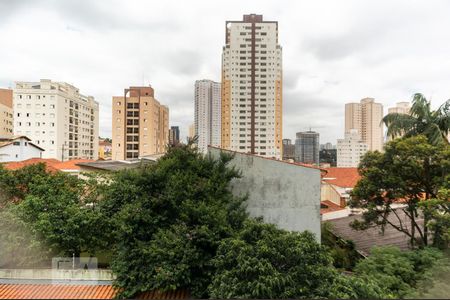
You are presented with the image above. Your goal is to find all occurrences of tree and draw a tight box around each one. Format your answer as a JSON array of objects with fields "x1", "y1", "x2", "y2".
[
  {"x1": 350, "y1": 136, "x2": 450, "y2": 247},
  {"x1": 383, "y1": 93, "x2": 450, "y2": 145},
  {"x1": 353, "y1": 246, "x2": 445, "y2": 298},
  {"x1": 105, "y1": 143, "x2": 248, "y2": 298},
  {"x1": 419, "y1": 189, "x2": 450, "y2": 249},
  {"x1": 0, "y1": 165, "x2": 109, "y2": 267},
  {"x1": 208, "y1": 219, "x2": 337, "y2": 299}
]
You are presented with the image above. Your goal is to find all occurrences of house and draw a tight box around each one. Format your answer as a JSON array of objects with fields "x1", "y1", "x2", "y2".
[
  {"x1": 98, "y1": 139, "x2": 112, "y2": 160},
  {"x1": 0, "y1": 136, "x2": 44, "y2": 162},
  {"x1": 320, "y1": 167, "x2": 360, "y2": 220},
  {"x1": 208, "y1": 146, "x2": 324, "y2": 240}
]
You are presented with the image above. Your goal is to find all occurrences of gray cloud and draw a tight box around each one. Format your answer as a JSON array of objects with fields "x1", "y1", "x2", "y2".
[{"x1": 1, "y1": 0, "x2": 450, "y2": 144}]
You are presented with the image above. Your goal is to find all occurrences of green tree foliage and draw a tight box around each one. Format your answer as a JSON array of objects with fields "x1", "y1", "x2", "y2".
[
  {"x1": 0, "y1": 163, "x2": 49, "y2": 206},
  {"x1": 209, "y1": 219, "x2": 337, "y2": 299},
  {"x1": 383, "y1": 93, "x2": 450, "y2": 145},
  {"x1": 209, "y1": 220, "x2": 392, "y2": 299},
  {"x1": 105, "y1": 144, "x2": 248, "y2": 298},
  {"x1": 420, "y1": 189, "x2": 450, "y2": 249},
  {"x1": 350, "y1": 136, "x2": 450, "y2": 247},
  {"x1": 321, "y1": 223, "x2": 361, "y2": 270},
  {"x1": 0, "y1": 164, "x2": 108, "y2": 266},
  {"x1": 353, "y1": 246, "x2": 445, "y2": 298}
]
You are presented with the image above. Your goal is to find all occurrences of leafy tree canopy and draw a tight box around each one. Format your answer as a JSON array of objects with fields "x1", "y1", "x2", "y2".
[{"x1": 105, "y1": 144, "x2": 248, "y2": 298}]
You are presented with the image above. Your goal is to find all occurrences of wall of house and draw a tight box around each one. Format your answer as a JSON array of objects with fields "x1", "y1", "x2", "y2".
[
  {"x1": 0, "y1": 139, "x2": 42, "y2": 162},
  {"x1": 208, "y1": 147, "x2": 321, "y2": 240},
  {"x1": 321, "y1": 182, "x2": 342, "y2": 206}
]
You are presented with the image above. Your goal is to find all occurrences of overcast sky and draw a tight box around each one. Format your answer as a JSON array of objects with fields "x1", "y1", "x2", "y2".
[{"x1": 1, "y1": 0, "x2": 450, "y2": 144}]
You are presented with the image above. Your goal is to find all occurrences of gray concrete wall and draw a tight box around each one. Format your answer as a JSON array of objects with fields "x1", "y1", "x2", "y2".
[{"x1": 208, "y1": 147, "x2": 322, "y2": 240}]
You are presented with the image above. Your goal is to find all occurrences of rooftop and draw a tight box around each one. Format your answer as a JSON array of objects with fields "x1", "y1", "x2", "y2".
[
  {"x1": 3, "y1": 158, "x2": 94, "y2": 172},
  {"x1": 76, "y1": 160, "x2": 154, "y2": 172},
  {"x1": 323, "y1": 167, "x2": 361, "y2": 188}
]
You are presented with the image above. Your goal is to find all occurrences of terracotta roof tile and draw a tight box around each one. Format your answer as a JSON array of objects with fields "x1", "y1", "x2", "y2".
[
  {"x1": 320, "y1": 200, "x2": 346, "y2": 215},
  {"x1": 52, "y1": 159, "x2": 94, "y2": 171},
  {"x1": 3, "y1": 158, "x2": 60, "y2": 172},
  {"x1": 323, "y1": 167, "x2": 361, "y2": 188},
  {"x1": 0, "y1": 284, "x2": 189, "y2": 299}
]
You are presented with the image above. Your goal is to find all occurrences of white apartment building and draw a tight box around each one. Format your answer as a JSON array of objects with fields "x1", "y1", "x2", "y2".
[
  {"x1": 221, "y1": 14, "x2": 283, "y2": 159},
  {"x1": 345, "y1": 98, "x2": 383, "y2": 151},
  {"x1": 13, "y1": 79, "x2": 99, "y2": 160},
  {"x1": 337, "y1": 129, "x2": 368, "y2": 167},
  {"x1": 194, "y1": 80, "x2": 221, "y2": 153}
]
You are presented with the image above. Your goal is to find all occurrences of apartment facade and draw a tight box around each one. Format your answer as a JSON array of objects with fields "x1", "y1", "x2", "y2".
[
  {"x1": 194, "y1": 80, "x2": 221, "y2": 153},
  {"x1": 345, "y1": 98, "x2": 383, "y2": 151},
  {"x1": 112, "y1": 86, "x2": 169, "y2": 160},
  {"x1": 14, "y1": 79, "x2": 99, "y2": 160},
  {"x1": 221, "y1": 14, "x2": 283, "y2": 159},
  {"x1": 169, "y1": 126, "x2": 180, "y2": 146},
  {"x1": 294, "y1": 131, "x2": 320, "y2": 165},
  {"x1": 337, "y1": 129, "x2": 368, "y2": 167},
  {"x1": 0, "y1": 88, "x2": 13, "y2": 137}
]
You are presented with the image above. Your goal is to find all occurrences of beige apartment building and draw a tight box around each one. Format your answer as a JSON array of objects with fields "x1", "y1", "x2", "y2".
[
  {"x1": 387, "y1": 101, "x2": 411, "y2": 140},
  {"x1": 112, "y1": 86, "x2": 169, "y2": 160},
  {"x1": 0, "y1": 89, "x2": 14, "y2": 137},
  {"x1": 345, "y1": 98, "x2": 383, "y2": 151},
  {"x1": 14, "y1": 79, "x2": 99, "y2": 160},
  {"x1": 221, "y1": 14, "x2": 283, "y2": 159}
]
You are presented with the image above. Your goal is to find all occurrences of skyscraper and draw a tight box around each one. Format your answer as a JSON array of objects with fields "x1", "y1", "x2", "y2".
[
  {"x1": 282, "y1": 138, "x2": 295, "y2": 160},
  {"x1": 194, "y1": 80, "x2": 221, "y2": 153},
  {"x1": 169, "y1": 126, "x2": 180, "y2": 146},
  {"x1": 221, "y1": 14, "x2": 283, "y2": 159},
  {"x1": 337, "y1": 129, "x2": 368, "y2": 167},
  {"x1": 387, "y1": 101, "x2": 411, "y2": 140},
  {"x1": 294, "y1": 131, "x2": 319, "y2": 165},
  {"x1": 345, "y1": 98, "x2": 383, "y2": 151},
  {"x1": 14, "y1": 79, "x2": 99, "y2": 160},
  {"x1": 0, "y1": 88, "x2": 13, "y2": 137},
  {"x1": 112, "y1": 86, "x2": 169, "y2": 160}
]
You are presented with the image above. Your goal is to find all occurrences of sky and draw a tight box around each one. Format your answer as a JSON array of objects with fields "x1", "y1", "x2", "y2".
[{"x1": 1, "y1": 0, "x2": 450, "y2": 144}]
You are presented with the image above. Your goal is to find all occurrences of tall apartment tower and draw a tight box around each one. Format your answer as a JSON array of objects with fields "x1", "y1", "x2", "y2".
[
  {"x1": 0, "y1": 88, "x2": 13, "y2": 137},
  {"x1": 169, "y1": 126, "x2": 180, "y2": 146},
  {"x1": 194, "y1": 80, "x2": 221, "y2": 153},
  {"x1": 345, "y1": 98, "x2": 383, "y2": 151},
  {"x1": 112, "y1": 86, "x2": 169, "y2": 160},
  {"x1": 294, "y1": 131, "x2": 320, "y2": 165},
  {"x1": 337, "y1": 129, "x2": 368, "y2": 167},
  {"x1": 13, "y1": 79, "x2": 99, "y2": 160},
  {"x1": 221, "y1": 14, "x2": 283, "y2": 159},
  {"x1": 387, "y1": 101, "x2": 411, "y2": 140}
]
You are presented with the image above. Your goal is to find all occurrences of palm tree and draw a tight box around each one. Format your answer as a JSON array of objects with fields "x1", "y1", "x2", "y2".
[{"x1": 383, "y1": 93, "x2": 450, "y2": 145}]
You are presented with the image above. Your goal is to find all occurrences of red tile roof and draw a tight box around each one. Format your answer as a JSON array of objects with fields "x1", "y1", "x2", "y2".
[
  {"x1": 320, "y1": 200, "x2": 346, "y2": 215},
  {"x1": 323, "y1": 167, "x2": 361, "y2": 188},
  {"x1": 0, "y1": 284, "x2": 189, "y2": 299},
  {"x1": 52, "y1": 159, "x2": 94, "y2": 170},
  {"x1": 2, "y1": 158, "x2": 95, "y2": 172},
  {"x1": 3, "y1": 158, "x2": 60, "y2": 172}
]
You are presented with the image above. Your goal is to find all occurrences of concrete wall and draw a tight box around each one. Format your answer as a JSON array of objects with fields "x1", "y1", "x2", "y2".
[
  {"x1": 208, "y1": 147, "x2": 322, "y2": 240},
  {"x1": 0, "y1": 269, "x2": 114, "y2": 281}
]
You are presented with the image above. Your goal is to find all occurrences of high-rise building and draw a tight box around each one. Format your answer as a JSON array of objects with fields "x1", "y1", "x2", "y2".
[
  {"x1": 294, "y1": 131, "x2": 319, "y2": 165},
  {"x1": 282, "y1": 138, "x2": 295, "y2": 160},
  {"x1": 112, "y1": 86, "x2": 169, "y2": 160},
  {"x1": 337, "y1": 129, "x2": 368, "y2": 167},
  {"x1": 169, "y1": 126, "x2": 180, "y2": 146},
  {"x1": 0, "y1": 88, "x2": 13, "y2": 137},
  {"x1": 188, "y1": 123, "x2": 195, "y2": 142},
  {"x1": 345, "y1": 98, "x2": 383, "y2": 151},
  {"x1": 194, "y1": 80, "x2": 221, "y2": 153},
  {"x1": 320, "y1": 142, "x2": 335, "y2": 150},
  {"x1": 388, "y1": 101, "x2": 410, "y2": 115},
  {"x1": 221, "y1": 14, "x2": 283, "y2": 159},
  {"x1": 387, "y1": 102, "x2": 411, "y2": 140},
  {"x1": 13, "y1": 79, "x2": 99, "y2": 160}
]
